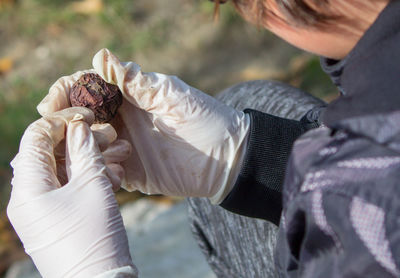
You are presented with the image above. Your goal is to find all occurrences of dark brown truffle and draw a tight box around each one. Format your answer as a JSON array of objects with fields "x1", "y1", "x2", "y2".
[{"x1": 70, "y1": 73, "x2": 123, "y2": 123}]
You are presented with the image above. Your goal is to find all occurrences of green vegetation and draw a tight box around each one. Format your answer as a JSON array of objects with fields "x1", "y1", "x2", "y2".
[{"x1": 0, "y1": 80, "x2": 43, "y2": 168}]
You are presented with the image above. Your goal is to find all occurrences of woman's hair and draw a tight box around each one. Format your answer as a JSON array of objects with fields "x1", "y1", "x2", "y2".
[
  {"x1": 223, "y1": 0, "x2": 388, "y2": 31},
  {"x1": 232, "y1": 0, "x2": 335, "y2": 28}
]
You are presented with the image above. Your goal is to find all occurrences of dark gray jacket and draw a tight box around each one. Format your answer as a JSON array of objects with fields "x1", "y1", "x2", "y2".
[{"x1": 221, "y1": 1, "x2": 400, "y2": 277}]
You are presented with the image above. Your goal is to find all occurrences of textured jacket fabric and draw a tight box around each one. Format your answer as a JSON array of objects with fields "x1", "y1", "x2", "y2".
[{"x1": 221, "y1": 1, "x2": 400, "y2": 277}]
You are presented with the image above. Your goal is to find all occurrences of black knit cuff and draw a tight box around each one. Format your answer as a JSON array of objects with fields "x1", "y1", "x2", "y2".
[{"x1": 220, "y1": 109, "x2": 309, "y2": 225}]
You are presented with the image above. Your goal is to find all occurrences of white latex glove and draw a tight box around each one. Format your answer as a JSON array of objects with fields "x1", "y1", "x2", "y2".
[
  {"x1": 35, "y1": 69, "x2": 133, "y2": 192},
  {"x1": 7, "y1": 107, "x2": 138, "y2": 278},
  {"x1": 38, "y1": 49, "x2": 250, "y2": 203}
]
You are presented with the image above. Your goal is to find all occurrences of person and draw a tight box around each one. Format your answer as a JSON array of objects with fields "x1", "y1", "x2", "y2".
[{"x1": 7, "y1": 0, "x2": 400, "y2": 277}]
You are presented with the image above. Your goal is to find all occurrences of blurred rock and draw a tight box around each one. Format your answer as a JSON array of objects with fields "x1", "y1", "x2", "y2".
[
  {"x1": 5, "y1": 199, "x2": 216, "y2": 278},
  {"x1": 34, "y1": 46, "x2": 50, "y2": 60},
  {"x1": 5, "y1": 260, "x2": 41, "y2": 278}
]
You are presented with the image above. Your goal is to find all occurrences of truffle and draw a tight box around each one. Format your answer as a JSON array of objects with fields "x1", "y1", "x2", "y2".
[{"x1": 70, "y1": 73, "x2": 123, "y2": 123}]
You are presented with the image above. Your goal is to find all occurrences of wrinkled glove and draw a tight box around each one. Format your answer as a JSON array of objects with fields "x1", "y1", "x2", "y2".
[
  {"x1": 7, "y1": 107, "x2": 138, "y2": 278},
  {"x1": 38, "y1": 49, "x2": 250, "y2": 203}
]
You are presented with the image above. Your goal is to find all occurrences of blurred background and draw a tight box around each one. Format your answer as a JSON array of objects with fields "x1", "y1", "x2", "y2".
[{"x1": 0, "y1": 0, "x2": 337, "y2": 276}]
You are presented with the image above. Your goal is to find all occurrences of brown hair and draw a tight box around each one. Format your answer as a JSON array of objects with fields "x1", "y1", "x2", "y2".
[
  {"x1": 233, "y1": 0, "x2": 336, "y2": 27},
  {"x1": 224, "y1": 0, "x2": 388, "y2": 31}
]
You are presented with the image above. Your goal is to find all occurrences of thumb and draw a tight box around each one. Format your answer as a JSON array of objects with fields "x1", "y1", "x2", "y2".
[
  {"x1": 93, "y1": 48, "x2": 176, "y2": 112},
  {"x1": 9, "y1": 107, "x2": 94, "y2": 206},
  {"x1": 37, "y1": 69, "x2": 94, "y2": 117},
  {"x1": 92, "y1": 48, "x2": 140, "y2": 101},
  {"x1": 93, "y1": 48, "x2": 197, "y2": 120},
  {"x1": 65, "y1": 115, "x2": 108, "y2": 185}
]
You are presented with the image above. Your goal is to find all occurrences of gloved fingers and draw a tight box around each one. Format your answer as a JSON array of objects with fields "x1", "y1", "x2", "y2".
[
  {"x1": 106, "y1": 163, "x2": 125, "y2": 192},
  {"x1": 55, "y1": 157, "x2": 68, "y2": 187},
  {"x1": 91, "y1": 123, "x2": 118, "y2": 151},
  {"x1": 10, "y1": 107, "x2": 94, "y2": 203},
  {"x1": 102, "y1": 139, "x2": 132, "y2": 164},
  {"x1": 92, "y1": 48, "x2": 155, "y2": 110},
  {"x1": 93, "y1": 48, "x2": 207, "y2": 121},
  {"x1": 92, "y1": 48, "x2": 130, "y2": 94},
  {"x1": 65, "y1": 115, "x2": 108, "y2": 183},
  {"x1": 53, "y1": 122, "x2": 117, "y2": 186},
  {"x1": 53, "y1": 124, "x2": 116, "y2": 158},
  {"x1": 37, "y1": 69, "x2": 95, "y2": 116}
]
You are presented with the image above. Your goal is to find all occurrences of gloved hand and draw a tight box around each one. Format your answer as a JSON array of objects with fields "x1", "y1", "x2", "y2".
[
  {"x1": 35, "y1": 69, "x2": 133, "y2": 192},
  {"x1": 7, "y1": 107, "x2": 138, "y2": 278},
  {"x1": 38, "y1": 49, "x2": 250, "y2": 203}
]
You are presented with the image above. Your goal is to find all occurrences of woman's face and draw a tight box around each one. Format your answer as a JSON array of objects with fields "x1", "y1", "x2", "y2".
[
  {"x1": 266, "y1": 21, "x2": 354, "y2": 59},
  {"x1": 263, "y1": 0, "x2": 388, "y2": 59}
]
